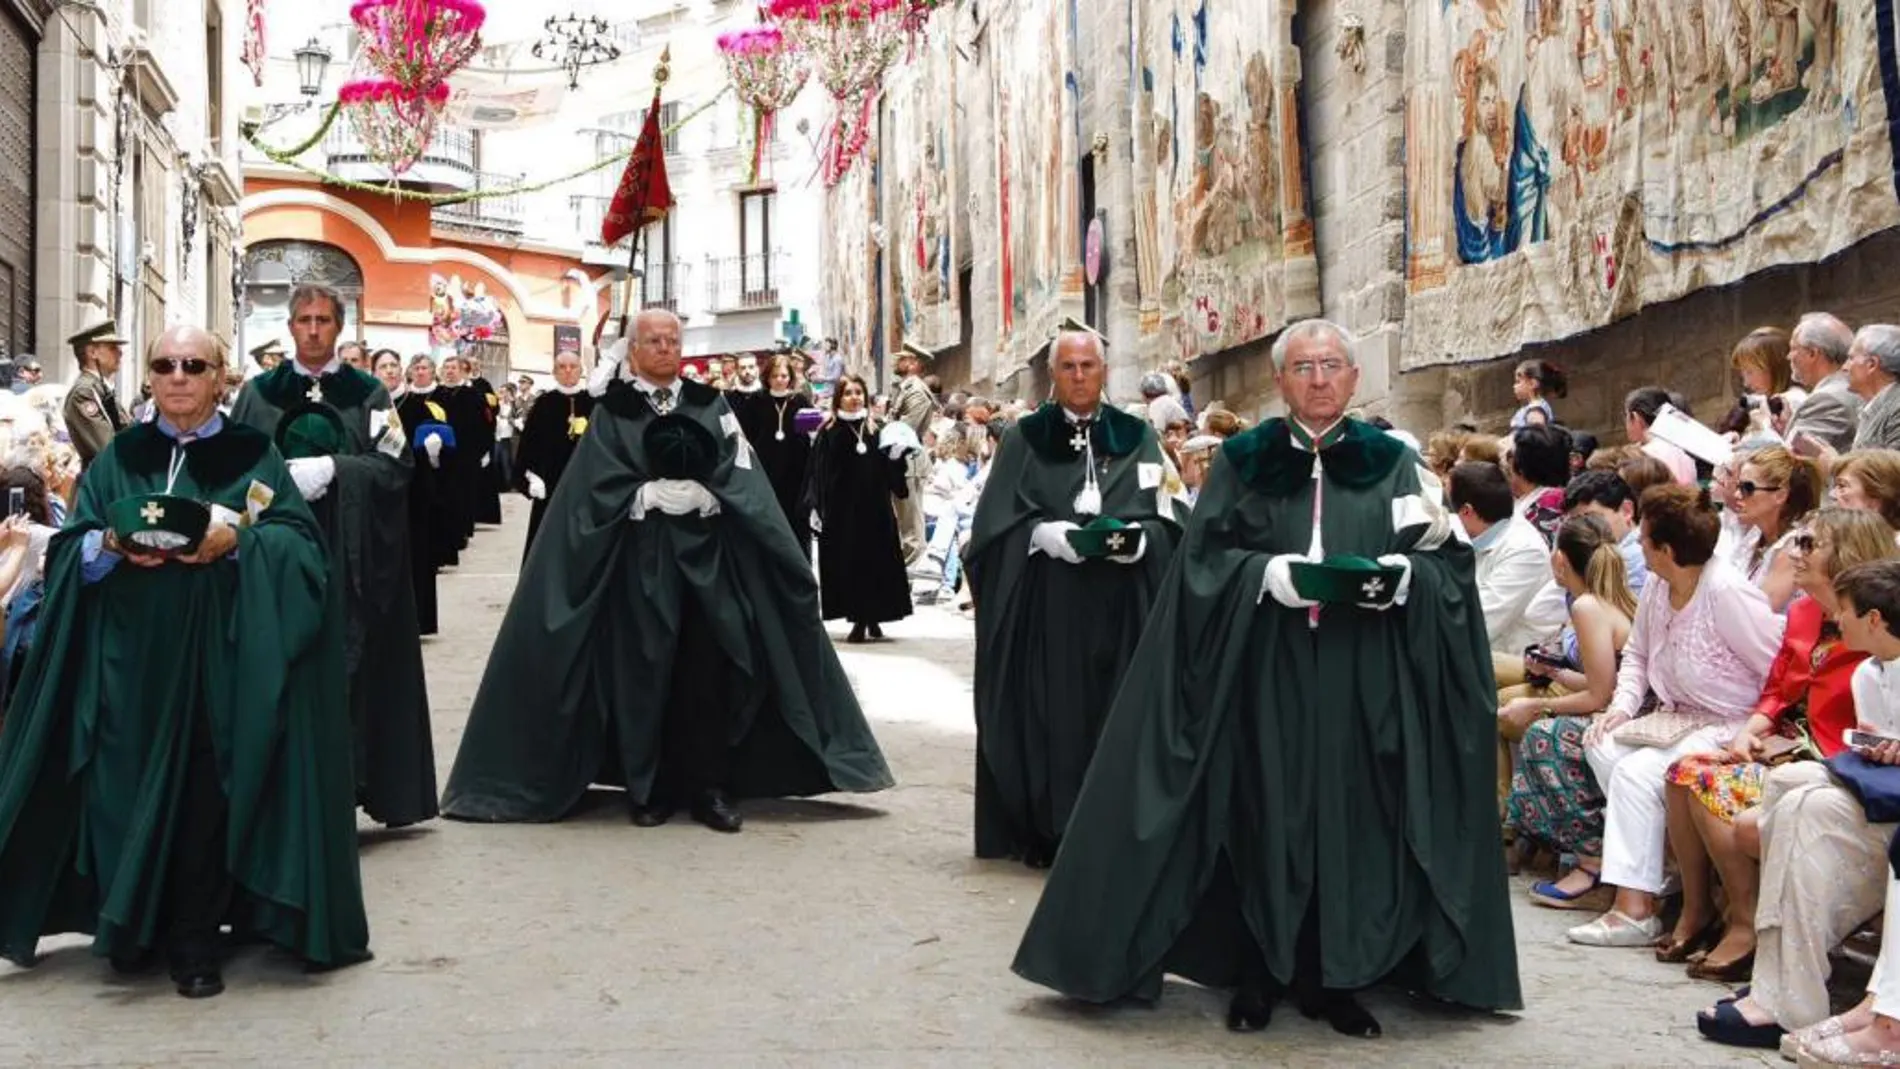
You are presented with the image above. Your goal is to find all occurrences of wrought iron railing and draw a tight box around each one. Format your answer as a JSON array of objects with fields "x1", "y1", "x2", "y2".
[
  {"x1": 706, "y1": 252, "x2": 781, "y2": 312},
  {"x1": 324, "y1": 123, "x2": 478, "y2": 176},
  {"x1": 433, "y1": 171, "x2": 526, "y2": 234}
]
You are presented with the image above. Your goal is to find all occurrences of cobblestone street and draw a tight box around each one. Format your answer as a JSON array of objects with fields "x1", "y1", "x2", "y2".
[{"x1": 0, "y1": 499, "x2": 1778, "y2": 1067}]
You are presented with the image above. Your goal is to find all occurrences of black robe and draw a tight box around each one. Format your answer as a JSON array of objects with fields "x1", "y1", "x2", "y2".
[
  {"x1": 514, "y1": 387, "x2": 596, "y2": 559},
  {"x1": 440, "y1": 376, "x2": 895, "y2": 822},
  {"x1": 231, "y1": 365, "x2": 439, "y2": 828},
  {"x1": 1010, "y1": 418, "x2": 1521, "y2": 1011},
  {"x1": 394, "y1": 388, "x2": 457, "y2": 634},
  {"x1": 804, "y1": 417, "x2": 912, "y2": 626},
  {"x1": 965, "y1": 403, "x2": 1182, "y2": 860},
  {"x1": 471, "y1": 377, "x2": 503, "y2": 525},
  {"x1": 435, "y1": 383, "x2": 489, "y2": 546},
  {"x1": 732, "y1": 389, "x2": 814, "y2": 531}
]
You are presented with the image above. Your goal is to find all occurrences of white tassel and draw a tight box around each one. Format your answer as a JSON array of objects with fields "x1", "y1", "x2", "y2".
[{"x1": 1073, "y1": 483, "x2": 1101, "y2": 517}]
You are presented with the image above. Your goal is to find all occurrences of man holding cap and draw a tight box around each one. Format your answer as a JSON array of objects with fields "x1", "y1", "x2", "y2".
[
  {"x1": 889, "y1": 342, "x2": 937, "y2": 564},
  {"x1": 62, "y1": 319, "x2": 130, "y2": 467}
]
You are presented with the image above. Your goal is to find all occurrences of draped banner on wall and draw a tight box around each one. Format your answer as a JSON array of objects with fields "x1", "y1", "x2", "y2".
[
  {"x1": 821, "y1": 160, "x2": 877, "y2": 369},
  {"x1": 883, "y1": 29, "x2": 961, "y2": 354},
  {"x1": 1131, "y1": 0, "x2": 1318, "y2": 362},
  {"x1": 987, "y1": 0, "x2": 1079, "y2": 374},
  {"x1": 1402, "y1": 0, "x2": 1900, "y2": 370}
]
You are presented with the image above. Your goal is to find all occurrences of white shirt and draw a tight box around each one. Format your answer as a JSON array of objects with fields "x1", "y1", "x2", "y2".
[
  {"x1": 288, "y1": 357, "x2": 342, "y2": 377},
  {"x1": 1473, "y1": 515, "x2": 1564, "y2": 656},
  {"x1": 1850, "y1": 656, "x2": 1900, "y2": 736}
]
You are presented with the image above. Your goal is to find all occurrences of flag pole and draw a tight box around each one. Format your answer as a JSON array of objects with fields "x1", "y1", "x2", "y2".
[{"x1": 618, "y1": 47, "x2": 673, "y2": 339}]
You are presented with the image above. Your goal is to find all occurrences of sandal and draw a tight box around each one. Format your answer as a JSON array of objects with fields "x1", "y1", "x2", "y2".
[
  {"x1": 1529, "y1": 868, "x2": 1606, "y2": 910},
  {"x1": 1796, "y1": 1033, "x2": 1900, "y2": 1066},
  {"x1": 1567, "y1": 909, "x2": 1664, "y2": 947},
  {"x1": 1656, "y1": 921, "x2": 1722, "y2": 964},
  {"x1": 1696, "y1": 999, "x2": 1786, "y2": 1049}
]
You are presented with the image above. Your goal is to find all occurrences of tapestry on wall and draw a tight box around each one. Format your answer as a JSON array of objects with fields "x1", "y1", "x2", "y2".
[
  {"x1": 821, "y1": 161, "x2": 878, "y2": 369},
  {"x1": 883, "y1": 30, "x2": 962, "y2": 355},
  {"x1": 987, "y1": 0, "x2": 1079, "y2": 375},
  {"x1": 1403, "y1": 0, "x2": 1900, "y2": 369},
  {"x1": 1131, "y1": 0, "x2": 1318, "y2": 362}
]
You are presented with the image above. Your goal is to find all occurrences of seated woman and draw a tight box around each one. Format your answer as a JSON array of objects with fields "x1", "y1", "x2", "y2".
[
  {"x1": 1832, "y1": 449, "x2": 1900, "y2": 532},
  {"x1": 1566, "y1": 485, "x2": 1786, "y2": 947},
  {"x1": 1659, "y1": 508, "x2": 1896, "y2": 984},
  {"x1": 1500, "y1": 515, "x2": 1637, "y2": 908},
  {"x1": 1701, "y1": 559, "x2": 1900, "y2": 1053},
  {"x1": 1731, "y1": 445, "x2": 1823, "y2": 612}
]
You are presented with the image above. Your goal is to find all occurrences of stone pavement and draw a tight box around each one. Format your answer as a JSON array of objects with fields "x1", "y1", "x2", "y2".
[{"x1": 0, "y1": 498, "x2": 1777, "y2": 1067}]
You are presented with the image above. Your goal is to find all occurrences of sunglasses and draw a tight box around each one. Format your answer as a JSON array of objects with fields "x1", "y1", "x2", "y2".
[
  {"x1": 1794, "y1": 531, "x2": 1816, "y2": 554},
  {"x1": 1736, "y1": 480, "x2": 1782, "y2": 497},
  {"x1": 148, "y1": 358, "x2": 216, "y2": 377}
]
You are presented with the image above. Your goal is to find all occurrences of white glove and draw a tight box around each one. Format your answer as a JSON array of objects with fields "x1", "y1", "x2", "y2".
[
  {"x1": 423, "y1": 433, "x2": 443, "y2": 469},
  {"x1": 526, "y1": 472, "x2": 547, "y2": 500},
  {"x1": 1027, "y1": 520, "x2": 1084, "y2": 564},
  {"x1": 287, "y1": 456, "x2": 336, "y2": 503},
  {"x1": 481, "y1": 453, "x2": 491, "y2": 469},
  {"x1": 886, "y1": 442, "x2": 909, "y2": 461},
  {"x1": 810, "y1": 512, "x2": 823, "y2": 534},
  {"x1": 1259, "y1": 554, "x2": 1319, "y2": 608},
  {"x1": 630, "y1": 479, "x2": 721, "y2": 520},
  {"x1": 1357, "y1": 554, "x2": 1414, "y2": 610}
]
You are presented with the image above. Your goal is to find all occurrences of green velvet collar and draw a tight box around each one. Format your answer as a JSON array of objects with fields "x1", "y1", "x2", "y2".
[
  {"x1": 1016, "y1": 402, "x2": 1148, "y2": 461},
  {"x1": 597, "y1": 376, "x2": 721, "y2": 419},
  {"x1": 113, "y1": 420, "x2": 272, "y2": 488},
  {"x1": 250, "y1": 362, "x2": 378, "y2": 411},
  {"x1": 1221, "y1": 417, "x2": 1407, "y2": 497}
]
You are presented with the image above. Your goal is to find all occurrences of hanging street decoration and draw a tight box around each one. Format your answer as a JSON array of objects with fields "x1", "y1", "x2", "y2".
[
  {"x1": 337, "y1": 77, "x2": 452, "y2": 176},
  {"x1": 241, "y1": 0, "x2": 267, "y2": 87},
  {"x1": 348, "y1": 0, "x2": 487, "y2": 95},
  {"x1": 766, "y1": 0, "x2": 905, "y2": 187},
  {"x1": 531, "y1": 13, "x2": 622, "y2": 92},
  {"x1": 715, "y1": 25, "x2": 810, "y2": 185}
]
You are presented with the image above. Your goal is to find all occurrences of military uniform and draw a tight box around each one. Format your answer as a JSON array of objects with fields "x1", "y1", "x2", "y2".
[
  {"x1": 889, "y1": 343, "x2": 938, "y2": 564},
  {"x1": 61, "y1": 320, "x2": 130, "y2": 468}
]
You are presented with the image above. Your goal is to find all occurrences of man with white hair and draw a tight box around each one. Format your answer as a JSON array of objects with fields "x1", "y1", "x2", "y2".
[
  {"x1": 1785, "y1": 312, "x2": 1862, "y2": 453},
  {"x1": 1013, "y1": 318, "x2": 1520, "y2": 1040},
  {"x1": 443, "y1": 309, "x2": 893, "y2": 834},
  {"x1": 1849, "y1": 325, "x2": 1900, "y2": 452},
  {"x1": 964, "y1": 319, "x2": 1183, "y2": 869}
]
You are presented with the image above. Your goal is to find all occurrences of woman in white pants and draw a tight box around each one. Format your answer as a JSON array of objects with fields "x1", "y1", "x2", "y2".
[{"x1": 1568, "y1": 484, "x2": 1786, "y2": 947}]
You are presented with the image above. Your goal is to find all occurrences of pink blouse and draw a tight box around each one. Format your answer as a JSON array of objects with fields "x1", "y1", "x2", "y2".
[{"x1": 1608, "y1": 558, "x2": 1787, "y2": 722}]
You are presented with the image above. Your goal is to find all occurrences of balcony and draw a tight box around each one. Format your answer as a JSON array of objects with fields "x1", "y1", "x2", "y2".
[
  {"x1": 636, "y1": 260, "x2": 692, "y2": 314},
  {"x1": 570, "y1": 194, "x2": 631, "y2": 268},
  {"x1": 706, "y1": 252, "x2": 782, "y2": 314},
  {"x1": 433, "y1": 172, "x2": 526, "y2": 237},
  {"x1": 324, "y1": 122, "x2": 477, "y2": 193}
]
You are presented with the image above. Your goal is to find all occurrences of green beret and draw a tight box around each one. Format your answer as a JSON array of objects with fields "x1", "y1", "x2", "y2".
[
  {"x1": 1289, "y1": 555, "x2": 1405, "y2": 607},
  {"x1": 1065, "y1": 516, "x2": 1145, "y2": 560},
  {"x1": 644, "y1": 414, "x2": 721, "y2": 481},
  {"x1": 275, "y1": 403, "x2": 348, "y2": 460},
  {"x1": 107, "y1": 493, "x2": 210, "y2": 555}
]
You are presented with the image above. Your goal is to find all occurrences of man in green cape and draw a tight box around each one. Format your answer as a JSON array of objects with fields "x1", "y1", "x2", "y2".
[
  {"x1": 967, "y1": 321, "x2": 1182, "y2": 867},
  {"x1": 441, "y1": 310, "x2": 893, "y2": 833},
  {"x1": 231, "y1": 283, "x2": 438, "y2": 829},
  {"x1": 1011, "y1": 319, "x2": 1520, "y2": 1038},
  {"x1": 0, "y1": 325, "x2": 370, "y2": 998}
]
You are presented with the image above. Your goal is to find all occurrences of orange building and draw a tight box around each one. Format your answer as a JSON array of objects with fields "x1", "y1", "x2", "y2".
[{"x1": 239, "y1": 152, "x2": 613, "y2": 378}]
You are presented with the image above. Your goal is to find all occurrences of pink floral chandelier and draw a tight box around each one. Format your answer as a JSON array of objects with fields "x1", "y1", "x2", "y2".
[
  {"x1": 338, "y1": 77, "x2": 451, "y2": 175},
  {"x1": 767, "y1": 0, "x2": 905, "y2": 186},
  {"x1": 338, "y1": 0, "x2": 484, "y2": 173},
  {"x1": 717, "y1": 26, "x2": 811, "y2": 184}
]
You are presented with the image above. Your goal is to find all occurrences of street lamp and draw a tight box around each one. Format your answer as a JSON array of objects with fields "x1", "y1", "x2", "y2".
[{"x1": 294, "y1": 37, "x2": 334, "y2": 98}]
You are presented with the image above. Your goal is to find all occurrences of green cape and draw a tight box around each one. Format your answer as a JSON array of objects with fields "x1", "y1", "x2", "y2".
[
  {"x1": 965, "y1": 403, "x2": 1181, "y2": 857},
  {"x1": 440, "y1": 378, "x2": 893, "y2": 821},
  {"x1": 1011, "y1": 418, "x2": 1521, "y2": 1009},
  {"x1": 0, "y1": 424, "x2": 370, "y2": 967},
  {"x1": 232, "y1": 370, "x2": 438, "y2": 827}
]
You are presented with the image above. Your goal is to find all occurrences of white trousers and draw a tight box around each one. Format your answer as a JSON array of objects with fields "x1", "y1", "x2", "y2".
[
  {"x1": 1873, "y1": 876, "x2": 1900, "y2": 1019},
  {"x1": 1586, "y1": 723, "x2": 1732, "y2": 894}
]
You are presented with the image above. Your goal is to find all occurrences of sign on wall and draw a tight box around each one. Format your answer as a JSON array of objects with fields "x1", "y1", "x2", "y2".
[{"x1": 1402, "y1": 0, "x2": 1900, "y2": 369}]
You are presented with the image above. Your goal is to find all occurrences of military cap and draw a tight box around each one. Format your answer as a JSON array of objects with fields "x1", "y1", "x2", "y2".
[
  {"x1": 107, "y1": 493, "x2": 210, "y2": 555},
  {"x1": 249, "y1": 339, "x2": 287, "y2": 359},
  {"x1": 68, "y1": 319, "x2": 129, "y2": 348},
  {"x1": 900, "y1": 342, "x2": 937, "y2": 364}
]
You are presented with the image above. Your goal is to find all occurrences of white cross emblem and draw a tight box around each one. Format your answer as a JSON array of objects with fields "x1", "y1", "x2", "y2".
[
  {"x1": 1069, "y1": 427, "x2": 1089, "y2": 452},
  {"x1": 1106, "y1": 532, "x2": 1126, "y2": 552},
  {"x1": 306, "y1": 379, "x2": 324, "y2": 404},
  {"x1": 1361, "y1": 577, "x2": 1386, "y2": 599},
  {"x1": 140, "y1": 501, "x2": 165, "y2": 525}
]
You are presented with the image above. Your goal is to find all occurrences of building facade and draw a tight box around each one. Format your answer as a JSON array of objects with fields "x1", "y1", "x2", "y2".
[{"x1": 21, "y1": 0, "x2": 243, "y2": 389}]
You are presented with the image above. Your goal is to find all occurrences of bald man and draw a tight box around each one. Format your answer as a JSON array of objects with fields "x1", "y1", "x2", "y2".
[{"x1": 443, "y1": 310, "x2": 893, "y2": 834}]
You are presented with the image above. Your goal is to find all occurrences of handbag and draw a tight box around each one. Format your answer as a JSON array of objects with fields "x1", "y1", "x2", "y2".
[
  {"x1": 1612, "y1": 710, "x2": 1716, "y2": 749},
  {"x1": 1825, "y1": 751, "x2": 1900, "y2": 823}
]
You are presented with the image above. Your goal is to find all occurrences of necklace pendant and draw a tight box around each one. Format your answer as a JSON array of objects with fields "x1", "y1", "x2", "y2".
[
  {"x1": 856, "y1": 441, "x2": 868, "y2": 455},
  {"x1": 776, "y1": 430, "x2": 786, "y2": 442},
  {"x1": 306, "y1": 380, "x2": 324, "y2": 404}
]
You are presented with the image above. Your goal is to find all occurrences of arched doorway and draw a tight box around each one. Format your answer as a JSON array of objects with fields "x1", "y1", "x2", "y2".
[{"x1": 240, "y1": 240, "x2": 365, "y2": 359}]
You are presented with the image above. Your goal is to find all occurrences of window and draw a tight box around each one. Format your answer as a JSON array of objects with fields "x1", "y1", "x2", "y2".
[
  {"x1": 738, "y1": 189, "x2": 776, "y2": 302},
  {"x1": 133, "y1": 0, "x2": 150, "y2": 30},
  {"x1": 658, "y1": 100, "x2": 681, "y2": 155},
  {"x1": 207, "y1": 232, "x2": 235, "y2": 347},
  {"x1": 205, "y1": 7, "x2": 223, "y2": 154},
  {"x1": 134, "y1": 141, "x2": 169, "y2": 353},
  {"x1": 639, "y1": 217, "x2": 678, "y2": 309}
]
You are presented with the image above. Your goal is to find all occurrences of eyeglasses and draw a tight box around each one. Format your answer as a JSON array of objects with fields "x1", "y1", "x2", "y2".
[
  {"x1": 1736, "y1": 480, "x2": 1782, "y2": 497},
  {"x1": 1794, "y1": 531, "x2": 1817, "y2": 554},
  {"x1": 148, "y1": 358, "x2": 216, "y2": 377},
  {"x1": 1284, "y1": 359, "x2": 1351, "y2": 380}
]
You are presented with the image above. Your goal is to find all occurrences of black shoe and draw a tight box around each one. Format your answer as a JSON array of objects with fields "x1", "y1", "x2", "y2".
[
  {"x1": 1299, "y1": 990, "x2": 1381, "y2": 1038},
  {"x1": 690, "y1": 790, "x2": 742, "y2": 833},
  {"x1": 173, "y1": 969, "x2": 224, "y2": 999},
  {"x1": 1021, "y1": 839, "x2": 1058, "y2": 870},
  {"x1": 1695, "y1": 1000, "x2": 1785, "y2": 1049},
  {"x1": 1226, "y1": 987, "x2": 1274, "y2": 1033},
  {"x1": 846, "y1": 623, "x2": 867, "y2": 644},
  {"x1": 630, "y1": 802, "x2": 674, "y2": 827},
  {"x1": 866, "y1": 622, "x2": 884, "y2": 641}
]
